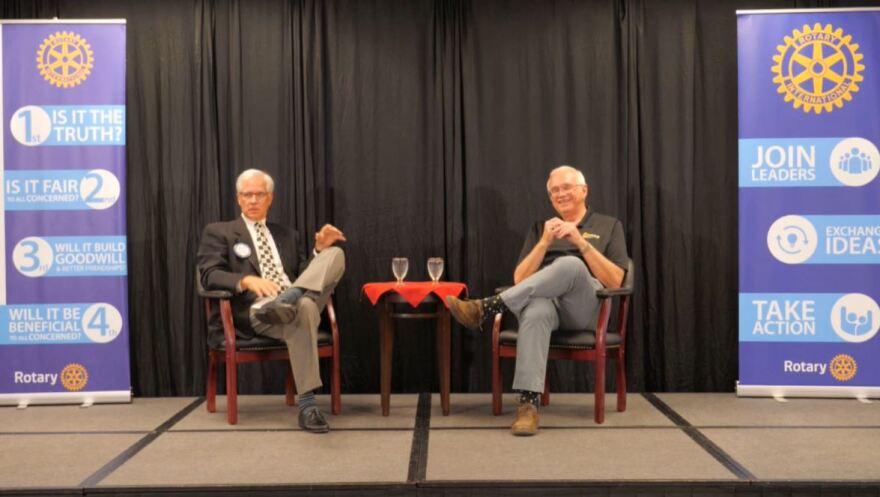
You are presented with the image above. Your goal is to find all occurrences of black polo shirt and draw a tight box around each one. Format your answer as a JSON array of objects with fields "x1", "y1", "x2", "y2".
[{"x1": 516, "y1": 210, "x2": 629, "y2": 276}]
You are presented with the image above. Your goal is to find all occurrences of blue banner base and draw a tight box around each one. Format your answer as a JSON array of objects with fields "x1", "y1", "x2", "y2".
[
  {"x1": 737, "y1": 383, "x2": 880, "y2": 399},
  {"x1": 0, "y1": 389, "x2": 131, "y2": 406}
]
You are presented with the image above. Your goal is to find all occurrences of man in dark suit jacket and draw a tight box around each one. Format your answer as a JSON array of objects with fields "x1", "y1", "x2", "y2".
[{"x1": 198, "y1": 169, "x2": 345, "y2": 433}]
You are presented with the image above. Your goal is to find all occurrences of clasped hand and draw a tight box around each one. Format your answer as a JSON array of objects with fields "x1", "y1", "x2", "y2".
[{"x1": 542, "y1": 217, "x2": 586, "y2": 249}]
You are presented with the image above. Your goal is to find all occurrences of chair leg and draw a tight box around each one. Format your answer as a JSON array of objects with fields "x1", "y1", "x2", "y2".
[
  {"x1": 331, "y1": 346, "x2": 341, "y2": 415},
  {"x1": 226, "y1": 355, "x2": 238, "y2": 425},
  {"x1": 435, "y1": 311, "x2": 451, "y2": 416},
  {"x1": 541, "y1": 376, "x2": 550, "y2": 407},
  {"x1": 492, "y1": 351, "x2": 502, "y2": 416},
  {"x1": 206, "y1": 353, "x2": 217, "y2": 413},
  {"x1": 595, "y1": 353, "x2": 606, "y2": 424},
  {"x1": 616, "y1": 351, "x2": 626, "y2": 412},
  {"x1": 285, "y1": 365, "x2": 295, "y2": 406}
]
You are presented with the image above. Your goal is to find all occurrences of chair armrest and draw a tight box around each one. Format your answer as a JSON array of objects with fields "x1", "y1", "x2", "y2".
[
  {"x1": 199, "y1": 288, "x2": 234, "y2": 299},
  {"x1": 326, "y1": 294, "x2": 340, "y2": 342},
  {"x1": 596, "y1": 286, "x2": 633, "y2": 298},
  {"x1": 196, "y1": 267, "x2": 234, "y2": 299}
]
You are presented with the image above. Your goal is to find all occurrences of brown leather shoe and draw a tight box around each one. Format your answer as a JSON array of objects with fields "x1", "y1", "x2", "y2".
[
  {"x1": 445, "y1": 296, "x2": 484, "y2": 331},
  {"x1": 510, "y1": 403, "x2": 539, "y2": 436}
]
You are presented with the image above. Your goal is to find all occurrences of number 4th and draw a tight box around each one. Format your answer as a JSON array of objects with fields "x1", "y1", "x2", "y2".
[{"x1": 87, "y1": 307, "x2": 113, "y2": 337}]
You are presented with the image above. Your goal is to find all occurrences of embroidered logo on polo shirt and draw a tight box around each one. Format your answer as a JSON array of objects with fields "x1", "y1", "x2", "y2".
[{"x1": 582, "y1": 232, "x2": 600, "y2": 240}]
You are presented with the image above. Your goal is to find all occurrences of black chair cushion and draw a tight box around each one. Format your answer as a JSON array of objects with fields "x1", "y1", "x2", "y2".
[
  {"x1": 212, "y1": 329, "x2": 333, "y2": 351},
  {"x1": 499, "y1": 328, "x2": 622, "y2": 350}
]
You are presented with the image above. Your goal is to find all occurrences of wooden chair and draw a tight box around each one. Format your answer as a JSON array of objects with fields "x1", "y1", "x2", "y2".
[
  {"x1": 491, "y1": 259, "x2": 634, "y2": 423},
  {"x1": 198, "y1": 281, "x2": 341, "y2": 424}
]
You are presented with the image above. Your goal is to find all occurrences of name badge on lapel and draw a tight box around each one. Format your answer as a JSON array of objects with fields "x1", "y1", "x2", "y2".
[{"x1": 233, "y1": 242, "x2": 252, "y2": 259}]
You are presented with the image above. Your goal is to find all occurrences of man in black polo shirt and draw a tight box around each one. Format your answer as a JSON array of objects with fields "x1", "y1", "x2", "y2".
[{"x1": 447, "y1": 165, "x2": 628, "y2": 436}]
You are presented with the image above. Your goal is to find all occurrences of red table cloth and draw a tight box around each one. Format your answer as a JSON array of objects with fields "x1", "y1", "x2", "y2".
[{"x1": 362, "y1": 281, "x2": 468, "y2": 308}]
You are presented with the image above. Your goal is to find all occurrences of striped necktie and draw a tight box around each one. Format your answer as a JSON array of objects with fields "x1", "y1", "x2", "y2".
[{"x1": 253, "y1": 221, "x2": 288, "y2": 289}]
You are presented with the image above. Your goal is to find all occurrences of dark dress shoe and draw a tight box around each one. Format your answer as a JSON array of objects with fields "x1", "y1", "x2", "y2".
[
  {"x1": 298, "y1": 406, "x2": 330, "y2": 433},
  {"x1": 255, "y1": 300, "x2": 297, "y2": 325}
]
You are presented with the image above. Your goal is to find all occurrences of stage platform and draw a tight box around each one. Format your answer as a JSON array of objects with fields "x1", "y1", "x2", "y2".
[{"x1": 1, "y1": 392, "x2": 879, "y2": 496}]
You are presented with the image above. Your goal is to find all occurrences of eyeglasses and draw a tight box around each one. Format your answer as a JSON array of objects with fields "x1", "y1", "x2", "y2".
[
  {"x1": 238, "y1": 191, "x2": 270, "y2": 201},
  {"x1": 548, "y1": 183, "x2": 585, "y2": 196}
]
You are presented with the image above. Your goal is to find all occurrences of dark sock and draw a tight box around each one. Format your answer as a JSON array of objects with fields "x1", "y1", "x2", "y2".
[
  {"x1": 297, "y1": 390, "x2": 316, "y2": 412},
  {"x1": 518, "y1": 390, "x2": 540, "y2": 409},
  {"x1": 277, "y1": 287, "x2": 305, "y2": 305},
  {"x1": 480, "y1": 294, "x2": 508, "y2": 318}
]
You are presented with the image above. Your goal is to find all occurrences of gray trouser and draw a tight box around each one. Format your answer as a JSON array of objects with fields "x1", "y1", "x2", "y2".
[
  {"x1": 250, "y1": 246, "x2": 346, "y2": 393},
  {"x1": 500, "y1": 255, "x2": 603, "y2": 393}
]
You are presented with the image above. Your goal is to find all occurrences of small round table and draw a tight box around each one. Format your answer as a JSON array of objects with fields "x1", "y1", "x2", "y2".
[{"x1": 362, "y1": 281, "x2": 467, "y2": 416}]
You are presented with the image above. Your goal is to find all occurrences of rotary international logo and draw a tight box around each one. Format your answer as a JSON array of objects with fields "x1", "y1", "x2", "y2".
[
  {"x1": 60, "y1": 363, "x2": 89, "y2": 391},
  {"x1": 828, "y1": 354, "x2": 857, "y2": 382},
  {"x1": 772, "y1": 23, "x2": 864, "y2": 114},
  {"x1": 36, "y1": 31, "x2": 94, "y2": 88}
]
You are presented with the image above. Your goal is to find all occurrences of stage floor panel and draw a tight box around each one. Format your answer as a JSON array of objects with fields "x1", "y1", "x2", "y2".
[
  {"x1": 657, "y1": 392, "x2": 880, "y2": 427},
  {"x1": 0, "y1": 433, "x2": 142, "y2": 488},
  {"x1": 426, "y1": 427, "x2": 736, "y2": 481},
  {"x1": 0, "y1": 397, "x2": 195, "y2": 433},
  {"x1": 98, "y1": 430, "x2": 414, "y2": 486},
  {"x1": 0, "y1": 392, "x2": 878, "y2": 496},
  {"x1": 170, "y1": 393, "x2": 419, "y2": 431},
  {"x1": 703, "y1": 427, "x2": 880, "y2": 480},
  {"x1": 430, "y1": 392, "x2": 674, "y2": 427}
]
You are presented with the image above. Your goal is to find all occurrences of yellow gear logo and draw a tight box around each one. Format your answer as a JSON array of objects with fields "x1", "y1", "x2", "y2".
[
  {"x1": 36, "y1": 31, "x2": 94, "y2": 89},
  {"x1": 829, "y1": 354, "x2": 857, "y2": 382},
  {"x1": 60, "y1": 363, "x2": 89, "y2": 391},
  {"x1": 772, "y1": 23, "x2": 865, "y2": 114}
]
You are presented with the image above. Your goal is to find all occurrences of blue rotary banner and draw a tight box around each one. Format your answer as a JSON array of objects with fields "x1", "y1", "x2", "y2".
[
  {"x1": 738, "y1": 9, "x2": 880, "y2": 397},
  {"x1": 0, "y1": 21, "x2": 129, "y2": 405}
]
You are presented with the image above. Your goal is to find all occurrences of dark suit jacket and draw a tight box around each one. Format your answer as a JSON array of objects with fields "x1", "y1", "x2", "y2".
[{"x1": 197, "y1": 217, "x2": 309, "y2": 343}]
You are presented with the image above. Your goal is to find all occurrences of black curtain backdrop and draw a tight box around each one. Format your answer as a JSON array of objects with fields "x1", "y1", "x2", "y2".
[{"x1": 4, "y1": 0, "x2": 879, "y2": 396}]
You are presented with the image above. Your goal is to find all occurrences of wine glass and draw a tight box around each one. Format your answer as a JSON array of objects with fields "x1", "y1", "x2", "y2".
[
  {"x1": 392, "y1": 257, "x2": 409, "y2": 285},
  {"x1": 427, "y1": 257, "x2": 444, "y2": 284}
]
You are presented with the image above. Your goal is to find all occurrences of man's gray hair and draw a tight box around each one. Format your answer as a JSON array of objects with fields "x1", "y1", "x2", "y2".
[
  {"x1": 546, "y1": 165, "x2": 586, "y2": 190},
  {"x1": 236, "y1": 169, "x2": 275, "y2": 193}
]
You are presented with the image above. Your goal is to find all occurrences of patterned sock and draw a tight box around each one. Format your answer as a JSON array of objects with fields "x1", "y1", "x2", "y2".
[
  {"x1": 480, "y1": 294, "x2": 508, "y2": 319},
  {"x1": 277, "y1": 287, "x2": 304, "y2": 305},
  {"x1": 297, "y1": 390, "x2": 316, "y2": 412},
  {"x1": 518, "y1": 390, "x2": 541, "y2": 409}
]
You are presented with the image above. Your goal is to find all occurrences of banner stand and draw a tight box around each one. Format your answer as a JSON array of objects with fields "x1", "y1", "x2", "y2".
[
  {"x1": 0, "y1": 20, "x2": 130, "y2": 406},
  {"x1": 737, "y1": 9, "x2": 880, "y2": 398}
]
